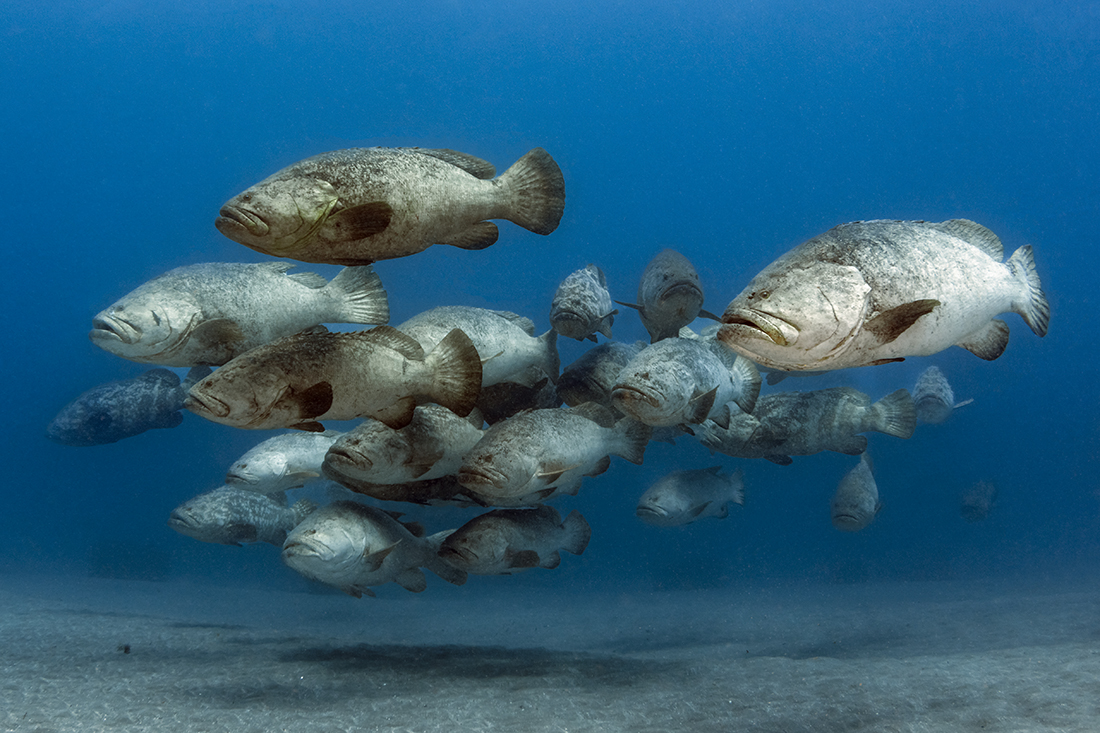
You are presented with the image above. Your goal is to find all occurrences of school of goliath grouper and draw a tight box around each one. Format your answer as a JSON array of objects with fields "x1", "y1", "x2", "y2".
[{"x1": 48, "y1": 145, "x2": 1050, "y2": 598}]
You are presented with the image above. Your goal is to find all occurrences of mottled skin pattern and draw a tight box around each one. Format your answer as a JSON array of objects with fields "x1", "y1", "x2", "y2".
[
  {"x1": 226, "y1": 431, "x2": 343, "y2": 493},
  {"x1": 557, "y1": 341, "x2": 643, "y2": 409},
  {"x1": 438, "y1": 506, "x2": 591, "y2": 575},
  {"x1": 635, "y1": 467, "x2": 744, "y2": 527},
  {"x1": 398, "y1": 306, "x2": 559, "y2": 386},
  {"x1": 282, "y1": 501, "x2": 465, "y2": 597},
  {"x1": 913, "y1": 365, "x2": 961, "y2": 424},
  {"x1": 167, "y1": 487, "x2": 315, "y2": 546},
  {"x1": 694, "y1": 387, "x2": 913, "y2": 462},
  {"x1": 184, "y1": 325, "x2": 480, "y2": 430},
  {"x1": 719, "y1": 220, "x2": 1048, "y2": 370},
  {"x1": 217, "y1": 147, "x2": 565, "y2": 265},
  {"x1": 90, "y1": 263, "x2": 387, "y2": 367},
  {"x1": 323, "y1": 404, "x2": 484, "y2": 485},
  {"x1": 47, "y1": 368, "x2": 205, "y2": 447},
  {"x1": 630, "y1": 249, "x2": 708, "y2": 342},
  {"x1": 549, "y1": 264, "x2": 615, "y2": 341},
  {"x1": 831, "y1": 456, "x2": 880, "y2": 531}
]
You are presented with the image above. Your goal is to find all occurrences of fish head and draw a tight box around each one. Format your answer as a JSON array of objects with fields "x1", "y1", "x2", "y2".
[
  {"x1": 323, "y1": 421, "x2": 408, "y2": 481},
  {"x1": 549, "y1": 306, "x2": 595, "y2": 341},
  {"x1": 226, "y1": 451, "x2": 288, "y2": 489},
  {"x1": 216, "y1": 175, "x2": 339, "y2": 256},
  {"x1": 717, "y1": 262, "x2": 871, "y2": 371},
  {"x1": 610, "y1": 365, "x2": 687, "y2": 426},
  {"x1": 830, "y1": 495, "x2": 878, "y2": 532},
  {"x1": 167, "y1": 493, "x2": 228, "y2": 544},
  {"x1": 89, "y1": 298, "x2": 199, "y2": 363},
  {"x1": 184, "y1": 363, "x2": 294, "y2": 429},
  {"x1": 438, "y1": 529, "x2": 507, "y2": 571},
  {"x1": 282, "y1": 515, "x2": 364, "y2": 583},
  {"x1": 457, "y1": 445, "x2": 537, "y2": 500}
]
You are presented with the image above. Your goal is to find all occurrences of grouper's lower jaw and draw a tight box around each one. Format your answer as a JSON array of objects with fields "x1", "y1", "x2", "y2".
[
  {"x1": 457, "y1": 468, "x2": 506, "y2": 493},
  {"x1": 90, "y1": 315, "x2": 138, "y2": 345},
  {"x1": 610, "y1": 386, "x2": 659, "y2": 408},
  {"x1": 183, "y1": 393, "x2": 231, "y2": 420},
  {"x1": 718, "y1": 310, "x2": 790, "y2": 347},
  {"x1": 216, "y1": 205, "x2": 268, "y2": 238}
]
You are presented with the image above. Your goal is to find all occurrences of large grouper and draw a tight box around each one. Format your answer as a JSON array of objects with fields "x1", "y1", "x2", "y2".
[
  {"x1": 215, "y1": 147, "x2": 566, "y2": 265},
  {"x1": 717, "y1": 219, "x2": 1050, "y2": 371}
]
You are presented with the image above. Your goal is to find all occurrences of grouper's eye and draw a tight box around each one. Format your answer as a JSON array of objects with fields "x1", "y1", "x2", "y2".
[{"x1": 749, "y1": 290, "x2": 771, "y2": 300}]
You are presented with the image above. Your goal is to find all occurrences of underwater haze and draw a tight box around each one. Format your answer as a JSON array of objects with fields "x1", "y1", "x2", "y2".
[{"x1": 3, "y1": 1, "x2": 1100, "y2": 731}]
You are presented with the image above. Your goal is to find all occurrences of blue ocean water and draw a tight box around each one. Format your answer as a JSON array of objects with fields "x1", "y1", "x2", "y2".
[{"x1": 3, "y1": 0, "x2": 1097, "y2": 598}]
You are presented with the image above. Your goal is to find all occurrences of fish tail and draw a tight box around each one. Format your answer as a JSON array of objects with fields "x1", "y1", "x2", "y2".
[
  {"x1": 537, "y1": 329, "x2": 561, "y2": 383},
  {"x1": 612, "y1": 416, "x2": 652, "y2": 465},
  {"x1": 731, "y1": 355, "x2": 762, "y2": 414},
  {"x1": 423, "y1": 329, "x2": 483, "y2": 417},
  {"x1": 727, "y1": 467, "x2": 746, "y2": 506},
  {"x1": 497, "y1": 148, "x2": 566, "y2": 235},
  {"x1": 866, "y1": 389, "x2": 917, "y2": 439},
  {"x1": 327, "y1": 265, "x2": 390, "y2": 325},
  {"x1": 1006, "y1": 245, "x2": 1050, "y2": 337},
  {"x1": 561, "y1": 510, "x2": 592, "y2": 555},
  {"x1": 291, "y1": 498, "x2": 318, "y2": 522},
  {"x1": 424, "y1": 548, "x2": 469, "y2": 586}
]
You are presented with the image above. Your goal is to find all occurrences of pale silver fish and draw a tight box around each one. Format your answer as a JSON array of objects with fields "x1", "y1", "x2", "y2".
[
  {"x1": 185, "y1": 325, "x2": 481, "y2": 431},
  {"x1": 831, "y1": 455, "x2": 880, "y2": 531},
  {"x1": 47, "y1": 366, "x2": 209, "y2": 447},
  {"x1": 438, "y1": 506, "x2": 591, "y2": 575},
  {"x1": 960, "y1": 480, "x2": 997, "y2": 522},
  {"x1": 913, "y1": 365, "x2": 973, "y2": 424},
  {"x1": 611, "y1": 337, "x2": 761, "y2": 428},
  {"x1": 557, "y1": 341, "x2": 644, "y2": 410},
  {"x1": 636, "y1": 466, "x2": 745, "y2": 527},
  {"x1": 226, "y1": 430, "x2": 344, "y2": 493},
  {"x1": 281, "y1": 500, "x2": 466, "y2": 597},
  {"x1": 549, "y1": 264, "x2": 617, "y2": 342},
  {"x1": 168, "y1": 486, "x2": 317, "y2": 546},
  {"x1": 693, "y1": 388, "x2": 916, "y2": 465},
  {"x1": 323, "y1": 404, "x2": 484, "y2": 486},
  {"x1": 90, "y1": 263, "x2": 388, "y2": 367},
  {"x1": 458, "y1": 403, "x2": 651, "y2": 506},
  {"x1": 216, "y1": 147, "x2": 565, "y2": 265},
  {"x1": 718, "y1": 219, "x2": 1050, "y2": 371},
  {"x1": 618, "y1": 249, "x2": 718, "y2": 342},
  {"x1": 398, "y1": 306, "x2": 559, "y2": 386}
]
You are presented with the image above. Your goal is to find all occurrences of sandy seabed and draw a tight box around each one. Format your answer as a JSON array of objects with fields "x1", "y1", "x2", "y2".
[{"x1": 2, "y1": 572, "x2": 1099, "y2": 733}]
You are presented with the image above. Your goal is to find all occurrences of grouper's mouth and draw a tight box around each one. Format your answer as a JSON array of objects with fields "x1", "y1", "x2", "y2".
[
  {"x1": 90, "y1": 314, "x2": 140, "y2": 345},
  {"x1": 610, "y1": 385, "x2": 660, "y2": 408},
  {"x1": 718, "y1": 308, "x2": 793, "y2": 347},
  {"x1": 635, "y1": 505, "x2": 667, "y2": 519},
  {"x1": 457, "y1": 465, "x2": 508, "y2": 492},
  {"x1": 323, "y1": 445, "x2": 372, "y2": 474},
  {"x1": 216, "y1": 205, "x2": 268, "y2": 238},
  {"x1": 184, "y1": 392, "x2": 231, "y2": 419},
  {"x1": 658, "y1": 281, "x2": 703, "y2": 303}
]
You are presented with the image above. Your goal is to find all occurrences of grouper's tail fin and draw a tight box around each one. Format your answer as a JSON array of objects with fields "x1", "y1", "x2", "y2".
[
  {"x1": 1007, "y1": 245, "x2": 1050, "y2": 337},
  {"x1": 866, "y1": 389, "x2": 917, "y2": 439},
  {"x1": 561, "y1": 510, "x2": 592, "y2": 556},
  {"x1": 498, "y1": 148, "x2": 566, "y2": 235},
  {"x1": 328, "y1": 265, "x2": 390, "y2": 325},
  {"x1": 423, "y1": 329, "x2": 483, "y2": 418}
]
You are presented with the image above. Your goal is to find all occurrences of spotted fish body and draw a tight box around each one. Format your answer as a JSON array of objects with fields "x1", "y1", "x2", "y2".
[
  {"x1": 438, "y1": 506, "x2": 592, "y2": 575},
  {"x1": 912, "y1": 365, "x2": 972, "y2": 424},
  {"x1": 216, "y1": 147, "x2": 566, "y2": 265},
  {"x1": 167, "y1": 486, "x2": 316, "y2": 546},
  {"x1": 557, "y1": 341, "x2": 644, "y2": 411},
  {"x1": 549, "y1": 264, "x2": 617, "y2": 342},
  {"x1": 718, "y1": 220, "x2": 1050, "y2": 371},
  {"x1": 619, "y1": 249, "x2": 715, "y2": 342},
  {"x1": 635, "y1": 466, "x2": 745, "y2": 527},
  {"x1": 226, "y1": 430, "x2": 343, "y2": 494},
  {"x1": 90, "y1": 263, "x2": 388, "y2": 367},
  {"x1": 831, "y1": 455, "x2": 881, "y2": 532}
]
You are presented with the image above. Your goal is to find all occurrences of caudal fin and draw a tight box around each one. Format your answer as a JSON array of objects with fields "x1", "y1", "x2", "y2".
[
  {"x1": 327, "y1": 265, "x2": 390, "y2": 325},
  {"x1": 1006, "y1": 245, "x2": 1050, "y2": 337},
  {"x1": 537, "y1": 329, "x2": 562, "y2": 384},
  {"x1": 726, "y1": 467, "x2": 746, "y2": 506},
  {"x1": 423, "y1": 329, "x2": 483, "y2": 417},
  {"x1": 866, "y1": 389, "x2": 917, "y2": 439},
  {"x1": 498, "y1": 148, "x2": 566, "y2": 235},
  {"x1": 612, "y1": 416, "x2": 652, "y2": 465},
  {"x1": 561, "y1": 510, "x2": 592, "y2": 556}
]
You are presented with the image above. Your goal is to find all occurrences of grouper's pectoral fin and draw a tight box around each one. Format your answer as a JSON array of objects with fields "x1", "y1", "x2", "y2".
[
  {"x1": 321, "y1": 201, "x2": 394, "y2": 242},
  {"x1": 440, "y1": 221, "x2": 499, "y2": 250},
  {"x1": 957, "y1": 319, "x2": 1010, "y2": 361},
  {"x1": 863, "y1": 299, "x2": 940, "y2": 345}
]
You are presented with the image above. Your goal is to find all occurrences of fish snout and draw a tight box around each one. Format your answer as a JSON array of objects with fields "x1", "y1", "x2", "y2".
[
  {"x1": 325, "y1": 445, "x2": 372, "y2": 473},
  {"x1": 611, "y1": 385, "x2": 660, "y2": 409},
  {"x1": 184, "y1": 392, "x2": 231, "y2": 419},
  {"x1": 90, "y1": 313, "x2": 140, "y2": 345},
  {"x1": 167, "y1": 509, "x2": 198, "y2": 531},
  {"x1": 457, "y1": 464, "x2": 508, "y2": 492},
  {"x1": 718, "y1": 308, "x2": 791, "y2": 347},
  {"x1": 216, "y1": 203, "x2": 269, "y2": 238}
]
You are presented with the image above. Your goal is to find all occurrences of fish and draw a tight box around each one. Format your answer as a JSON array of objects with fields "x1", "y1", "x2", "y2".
[
  {"x1": 438, "y1": 506, "x2": 591, "y2": 575},
  {"x1": 397, "y1": 305, "x2": 559, "y2": 386},
  {"x1": 89, "y1": 263, "x2": 388, "y2": 367},
  {"x1": 281, "y1": 500, "x2": 467, "y2": 597},
  {"x1": 47, "y1": 366, "x2": 210, "y2": 447},
  {"x1": 184, "y1": 325, "x2": 482, "y2": 432},
  {"x1": 635, "y1": 466, "x2": 745, "y2": 527},
  {"x1": 322, "y1": 404, "x2": 485, "y2": 486},
  {"x1": 693, "y1": 387, "x2": 916, "y2": 465},
  {"x1": 617, "y1": 249, "x2": 718, "y2": 342},
  {"x1": 557, "y1": 341, "x2": 644, "y2": 411},
  {"x1": 458, "y1": 403, "x2": 651, "y2": 506},
  {"x1": 831, "y1": 454, "x2": 881, "y2": 531},
  {"x1": 167, "y1": 486, "x2": 317, "y2": 546},
  {"x1": 960, "y1": 481, "x2": 997, "y2": 522},
  {"x1": 718, "y1": 219, "x2": 1050, "y2": 371},
  {"x1": 549, "y1": 264, "x2": 617, "y2": 342},
  {"x1": 226, "y1": 430, "x2": 343, "y2": 493},
  {"x1": 913, "y1": 365, "x2": 973, "y2": 424},
  {"x1": 324, "y1": 474, "x2": 480, "y2": 507},
  {"x1": 216, "y1": 147, "x2": 566, "y2": 265},
  {"x1": 475, "y1": 373, "x2": 562, "y2": 425},
  {"x1": 610, "y1": 337, "x2": 761, "y2": 428}
]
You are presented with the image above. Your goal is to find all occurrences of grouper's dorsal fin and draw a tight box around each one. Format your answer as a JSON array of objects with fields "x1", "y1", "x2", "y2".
[
  {"x1": 415, "y1": 149, "x2": 497, "y2": 179},
  {"x1": 929, "y1": 219, "x2": 1004, "y2": 261}
]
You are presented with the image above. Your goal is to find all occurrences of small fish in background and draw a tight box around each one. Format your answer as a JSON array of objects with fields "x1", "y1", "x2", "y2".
[
  {"x1": 557, "y1": 341, "x2": 645, "y2": 411},
  {"x1": 438, "y1": 506, "x2": 591, "y2": 575},
  {"x1": 550, "y1": 264, "x2": 617, "y2": 342},
  {"x1": 831, "y1": 454, "x2": 881, "y2": 532},
  {"x1": 167, "y1": 486, "x2": 317, "y2": 546},
  {"x1": 693, "y1": 387, "x2": 916, "y2": 465},
  {"x1": 636, "y1": 466, "x2": 745, "y2": 527},
  {"x1": 913, "y1": 365, "x2": 974, "y2": 424},
  {"x1": 718, "y1": 219, "x2": 1050, "y2": 371},
  {"x1": 216, "y1": 147, "x2": 566, "y2": 265},
  {"x1": 458, "y1": 403, "x2": 650, "y2": 506},
  {"x1": 397, "y1": 305, "x2": 559, "y2": 386},
  {"x1": 47, "y1": 366, "x2": 210, "y2": 447},
  {"x1": 960, "y1": 481, "x2": 997, "y2": 522},
  {"x1": 611, "y1": 337, "x2": 761, "y2": 428},
  {"x1": 617, "y1": 249, "x2": 719, "y2": 343},
  {"x1": 281, "y1": 500, "x2": 466, "y2": 598},
  {"x1": 184, "y1": 325, "x2": 482, "y2": 431},
  {"x1": 226, "y1": 431, "x2": 344, "y2": 494},
  {"x1": 90, "y1": 263, "x2": 388, "y2": 367},
  {"x1": 322, "y1": 404, "x2": 485, "y2": 486}
]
